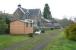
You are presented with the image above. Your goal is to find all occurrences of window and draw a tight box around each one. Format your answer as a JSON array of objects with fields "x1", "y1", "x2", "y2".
[
  {"x1": 26, "y1": 23, "x2": 28, "y2": 27},
  {"x1": 30, "y1": 23, "x2": 32, "y2": 27}
]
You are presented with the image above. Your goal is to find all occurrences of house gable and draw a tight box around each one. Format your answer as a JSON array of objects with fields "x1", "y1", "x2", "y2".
[
  {"x1": 13, "y1": 8, "x2": 24, "y2": 19},
  {"x1": 13, "y1": 5, "x2": 42, "y2": 20}
]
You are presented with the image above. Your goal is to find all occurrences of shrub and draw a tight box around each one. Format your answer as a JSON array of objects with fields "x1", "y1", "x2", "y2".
[
  {"x1": 28, "y1": 33, "x2": 33, "y2": 37},
  {"x1": 65, "y1": 23, "x2": 76, "y2": 41}
]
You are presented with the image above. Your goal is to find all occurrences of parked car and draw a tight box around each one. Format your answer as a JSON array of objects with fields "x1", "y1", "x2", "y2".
[
  {"x1": 35, "y1": 30, "x2": 41, "y2": 34},
  {"x1": 41, "y1": 29, "x2": 45, "y2": 33}
]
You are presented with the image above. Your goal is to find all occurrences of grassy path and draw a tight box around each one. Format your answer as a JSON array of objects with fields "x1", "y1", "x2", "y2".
[
  {"x1": 2, "y1": 29, "x2": 61, "y2": 50},
  {"x1": 31, "y1": 29, "x2": 61, "y2": 50},
  {"x1": 44, "y1": 30, "x2": 76, "y2": 50}
]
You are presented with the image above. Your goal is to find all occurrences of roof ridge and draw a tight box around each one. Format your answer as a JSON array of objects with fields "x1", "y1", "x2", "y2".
[
  {"x1": 26, "y1": 9, "x2": 29, "y2": 13},
  {"x1": 19, "y1": 7, "x2": 25, "y2": 14}
]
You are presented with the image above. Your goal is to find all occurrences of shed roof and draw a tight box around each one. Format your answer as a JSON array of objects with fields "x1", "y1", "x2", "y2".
[{"x1": 11, "y1": 19, "x2": 34, "y2": 23}]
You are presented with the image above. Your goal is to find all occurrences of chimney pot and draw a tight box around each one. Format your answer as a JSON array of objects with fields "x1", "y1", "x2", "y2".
[{"x1": 18, "y1": 4, "x2": 21, "y2": 8}]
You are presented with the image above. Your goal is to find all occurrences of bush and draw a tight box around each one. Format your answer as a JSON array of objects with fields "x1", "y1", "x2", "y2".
[
  {"x1": 65, "y1": 23, "x2": 76, "y2": 41},
  {"x1": 28, "y1": 33, "x2": 33, "y2": 37}
]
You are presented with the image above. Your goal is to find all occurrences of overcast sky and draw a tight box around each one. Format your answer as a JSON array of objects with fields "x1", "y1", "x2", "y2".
[{"x1": 0, "y1": 0, "x2": 76, "y2": 19}]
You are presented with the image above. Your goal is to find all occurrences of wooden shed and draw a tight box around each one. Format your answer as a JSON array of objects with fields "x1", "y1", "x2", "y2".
[{"x1": 10, "y1": 19, "x2": 34, "y2": 34}]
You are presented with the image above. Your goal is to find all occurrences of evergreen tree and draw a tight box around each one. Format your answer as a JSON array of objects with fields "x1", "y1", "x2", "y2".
[
  {"x1": 0, "y1": 14, "x2": 11, "y2": 34},
  {"x1": 0, "y1": 14, "x2": 7, "y2": 34},
  {"x1": 5, "y1": 16, "x2": 10, "y2": 34},
  {"x1": 43, "y1": 4, "x2": 52, "y2": 19}
]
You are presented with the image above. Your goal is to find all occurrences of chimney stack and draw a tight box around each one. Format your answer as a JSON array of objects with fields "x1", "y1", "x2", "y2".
[{"x1": 18, "y1": 4, "x2": 21, "y2": 8}]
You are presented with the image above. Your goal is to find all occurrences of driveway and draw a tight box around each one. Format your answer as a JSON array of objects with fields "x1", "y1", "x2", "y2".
[{"x1": 31, "y1": 30, "x2": 60, "y2": 50}]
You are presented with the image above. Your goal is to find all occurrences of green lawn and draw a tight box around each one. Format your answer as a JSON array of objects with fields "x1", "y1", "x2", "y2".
[
  {"x1": 44, "y1": 31, "x2": 76, "y2": 50},
  {"x1": 0, "y1": 35, "x2": 29, "y2": 49}
]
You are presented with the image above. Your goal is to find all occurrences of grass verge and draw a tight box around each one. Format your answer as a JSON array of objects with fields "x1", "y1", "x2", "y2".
[
  {"x1": 44, "y1": 31, "x2": 76, "y2": 50},
  {"x1": 0, "y1": 35, "x2": 29, "y2": 49},
  {"x1": 14, "y1": 29, "x2": 56, "y2": 50}
]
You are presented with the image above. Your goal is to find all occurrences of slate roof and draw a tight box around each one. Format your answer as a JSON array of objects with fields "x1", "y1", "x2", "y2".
[
  {"x1": 22, "y1": 8, "x2": 41, "y2": 16},
  {"x1": 13, "y1": 6, "x2": 41, "y2": 20},
  {"x1": 21, "y1": 9, "x2": 41, "y2": 19},
  {"x1": 41, "y1": 17, "x2": 61, "y2": 28}
]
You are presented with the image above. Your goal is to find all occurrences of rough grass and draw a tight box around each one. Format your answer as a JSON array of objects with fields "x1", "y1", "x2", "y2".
[
  {"x1": 15, "y1": 30, "x2": 51, "y2": 50},
  {"x1": 0, "y1": 30, "x2": 53, "y2": 50},
  {"x1": 0, "y1": 29, "x2": 60, "y2": 50},
  {"x1": 15, "y1": 29, "x2": 60, "y2": 50},
  {"x1": 44, "y1": 31, "x2": 76, "y2": 50},
  {"x1": 0, "y1": 35, "x2": 29, "y2": 49}
]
